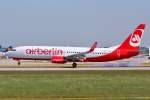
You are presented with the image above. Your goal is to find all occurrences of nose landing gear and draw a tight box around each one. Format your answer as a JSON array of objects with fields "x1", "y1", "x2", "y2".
[{"x1": 17, "y1": 61, "x2": 21, "y2": 66}]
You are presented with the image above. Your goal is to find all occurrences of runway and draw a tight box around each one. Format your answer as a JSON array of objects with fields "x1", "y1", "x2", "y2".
[
  {"x1": 0, "y1": 67, "x2": 150, "y2": 71},
  {"x1": 0, "y1": 58, "x2": 149, "y2": 71}
]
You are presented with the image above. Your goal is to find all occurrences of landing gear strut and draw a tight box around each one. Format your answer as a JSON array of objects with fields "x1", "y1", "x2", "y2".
[
  {"x1": 18, "y1": 61, "x2": 21, "y2": 66},
  {"x1": 72, "y1": 62, "x2": 77, "y2": 68}
]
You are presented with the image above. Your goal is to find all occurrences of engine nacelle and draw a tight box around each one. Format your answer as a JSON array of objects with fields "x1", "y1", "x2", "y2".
[{"x1": 52, "y1": 56, "x2": 66, "y2": 63}]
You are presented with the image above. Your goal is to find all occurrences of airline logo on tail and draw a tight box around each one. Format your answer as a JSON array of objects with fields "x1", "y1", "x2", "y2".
[
  {"x1": 118, "y1": 24, "x2": 145, "y2": 50},
  {"x1": 129, "y1": 25, "x2": 145, "y2": 47},
  {"x1": 129, "y1": 30, "x2": 143, "y2": 47}
]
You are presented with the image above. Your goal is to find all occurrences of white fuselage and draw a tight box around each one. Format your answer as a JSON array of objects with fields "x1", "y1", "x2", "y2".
[{"x1": 6, "y1": 46, "x2": 118, "y2": 60}]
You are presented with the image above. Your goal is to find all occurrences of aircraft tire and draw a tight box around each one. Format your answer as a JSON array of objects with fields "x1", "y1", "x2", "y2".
[
  {"x1": 18, "y1": 61, "x2": 21, "y2": 66},
  {"x1": 72, "y1": 62, "x2": 77, "y2": 68}
]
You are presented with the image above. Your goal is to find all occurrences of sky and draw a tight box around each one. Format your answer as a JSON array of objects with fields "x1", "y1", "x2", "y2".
[{"x1": 0, "y1": 0, "x2": 149, "y2": 47}]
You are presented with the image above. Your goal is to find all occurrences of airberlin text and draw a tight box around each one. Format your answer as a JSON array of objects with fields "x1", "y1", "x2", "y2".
[{"x1": 26, "y1": 48, "x2": 63, "y2": 55}]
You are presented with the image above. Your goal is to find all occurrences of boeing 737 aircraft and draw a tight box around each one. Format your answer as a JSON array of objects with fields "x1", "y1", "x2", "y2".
[{"x1": 5, "y1": 24, "x2": 145, "y2": 68}]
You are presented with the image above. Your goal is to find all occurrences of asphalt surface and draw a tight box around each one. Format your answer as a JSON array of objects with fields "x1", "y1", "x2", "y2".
[
  {"x1": 0, "y1": 67, "x2": 149, "y2": 71},
  {"x1": 0, "y1": 58, "x2": 149, "y2": 71}
]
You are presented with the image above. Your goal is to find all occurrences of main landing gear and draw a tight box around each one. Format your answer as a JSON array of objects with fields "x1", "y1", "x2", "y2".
[{"x1": 72, "y1": 62, "x2": 77, "y2": 68}]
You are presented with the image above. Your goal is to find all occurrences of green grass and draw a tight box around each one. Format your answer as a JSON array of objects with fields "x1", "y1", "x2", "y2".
[{"x1": 0, "y1": 71, "x2": 149, "y2": 100}]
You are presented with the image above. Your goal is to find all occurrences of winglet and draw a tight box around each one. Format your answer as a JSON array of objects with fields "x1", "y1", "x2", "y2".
[{"x1": 88, "y1": 42, "x2": 97, "y2": 52}]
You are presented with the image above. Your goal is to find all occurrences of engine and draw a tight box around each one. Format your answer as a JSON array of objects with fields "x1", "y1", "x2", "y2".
[{"x1": 51, "y1": 56, "x2": 66, "y2": 63}]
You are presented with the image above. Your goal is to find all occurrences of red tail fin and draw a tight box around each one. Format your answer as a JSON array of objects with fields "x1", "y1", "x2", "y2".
[{"x1": 119, "y1": 24, "x2": 145, "y2": 50}]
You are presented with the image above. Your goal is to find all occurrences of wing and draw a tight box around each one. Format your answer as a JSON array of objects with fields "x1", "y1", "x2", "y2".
[{"x1": 66, "y1": 42, "x2": 97, "y2": 62}]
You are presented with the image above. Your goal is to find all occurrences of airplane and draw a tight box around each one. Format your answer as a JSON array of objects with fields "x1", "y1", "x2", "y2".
[{"x1": 5, "y1": 24, "x2": 145, "y2": 68}]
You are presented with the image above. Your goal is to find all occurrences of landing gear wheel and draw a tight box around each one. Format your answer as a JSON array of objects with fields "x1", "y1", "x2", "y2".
[
  {"x1": 18, "y1": 61, "x2": 21, "y2": 66},
  {"x1": 72, "y1": 62, "x2": 77, "y2": 68}
]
